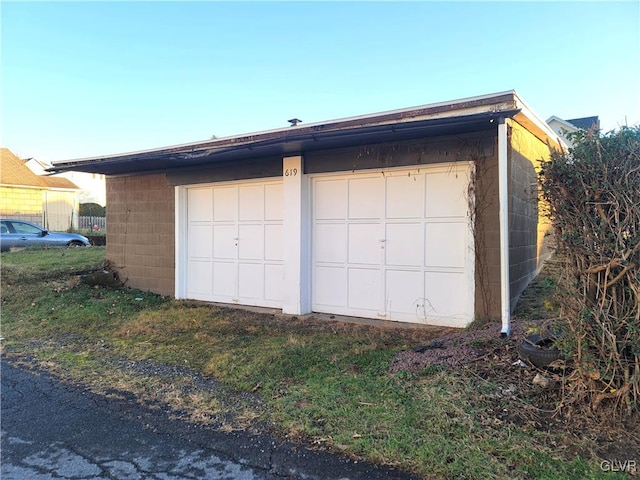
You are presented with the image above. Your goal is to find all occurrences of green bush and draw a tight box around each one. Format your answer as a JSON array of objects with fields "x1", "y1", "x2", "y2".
[
  {"x1": 539, "y1": 126, "x2": 640, "y2": 417},
  {"x1": 79, "y1": 202, "x2": 106, "y2": 216}
]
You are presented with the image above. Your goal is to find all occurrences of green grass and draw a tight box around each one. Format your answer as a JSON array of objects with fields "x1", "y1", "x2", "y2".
[
  {"x1": 1, "y1": 246, "x2": 105, "y2": 282},
  {"x1": 0, "y1": 248, "x2": 623, "y2": 480}
]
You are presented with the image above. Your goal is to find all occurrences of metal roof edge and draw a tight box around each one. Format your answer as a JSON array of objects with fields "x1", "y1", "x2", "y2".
[
  {"x1": 512, "y1": 92, "x2": 567, "y2": 150},
  {"x1": 51, "y1": 91, "x2": 519, "y2": 169}
]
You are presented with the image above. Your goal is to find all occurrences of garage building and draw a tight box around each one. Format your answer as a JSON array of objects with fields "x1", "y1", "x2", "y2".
[{"x1": 50, "y1": 91, "x2": 563, "y2": 333}]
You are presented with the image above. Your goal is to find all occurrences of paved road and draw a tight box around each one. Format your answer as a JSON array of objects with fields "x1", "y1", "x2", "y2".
[{"x1": 1, "y1": 359, "x2": 415, "y2": 480}]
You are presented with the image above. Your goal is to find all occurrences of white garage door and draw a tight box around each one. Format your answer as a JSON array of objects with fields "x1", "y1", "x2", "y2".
[
  {"x1": 312, "y1": 163, "x2": 473, "y2": 326},
  {"x1": 186, "y1": 180, "x2": 283, "y2": 308}
]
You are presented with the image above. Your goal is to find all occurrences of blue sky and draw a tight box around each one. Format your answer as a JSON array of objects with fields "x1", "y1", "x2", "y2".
[{"x1": 1, "y1": 1, "x2": 639, "y2": 163}]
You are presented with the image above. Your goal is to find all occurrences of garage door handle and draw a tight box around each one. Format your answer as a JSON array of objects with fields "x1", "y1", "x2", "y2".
[{"x1": 379, "y1": 239, "x2": 385, "y2": 243}]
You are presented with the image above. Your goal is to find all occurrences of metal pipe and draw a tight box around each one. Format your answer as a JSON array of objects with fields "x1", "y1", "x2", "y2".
[{"x1": 498, "y1": 118, "x2": 510, "y2": 336}]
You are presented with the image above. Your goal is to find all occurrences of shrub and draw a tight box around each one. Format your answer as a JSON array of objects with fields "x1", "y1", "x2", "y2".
[
  {"x1": 79, "y1": 203, "x2": 106, "y2": 217},
  {"x1": 539, "y1": 126, "x2": 639, "y2": 417}
]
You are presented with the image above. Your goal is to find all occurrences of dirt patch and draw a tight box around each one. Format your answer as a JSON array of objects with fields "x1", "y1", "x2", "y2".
[
  {"x1": 388, "y1": 256, "x2": 640, "y2": 465},
  {"x1": 390, "y1": 317, "x2": 640, "y2": 465},
  {"x1": 390, "y1": 321, "x2": 527, "y2": 371}
]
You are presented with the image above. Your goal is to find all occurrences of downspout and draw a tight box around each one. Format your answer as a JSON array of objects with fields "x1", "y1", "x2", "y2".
[{"x1": 498, "y1": 117, "x2": 510, "y2": 336}]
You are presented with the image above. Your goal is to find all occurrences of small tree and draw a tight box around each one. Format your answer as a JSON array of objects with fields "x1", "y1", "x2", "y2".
[{"x1": 539, "y1": 126, "x2": 639, "y2": 418}]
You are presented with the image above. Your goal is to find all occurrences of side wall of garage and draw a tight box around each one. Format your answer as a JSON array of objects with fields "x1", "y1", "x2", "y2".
[
  {"x1": 106, "y1": 174, "x2": 175, "y2": 295},
  {"x1": 469, "y1": 123, "x2": 555, "y2": 321},
  {"x1": 507, "y1": 120, "x2": 554, "y2": 308}
]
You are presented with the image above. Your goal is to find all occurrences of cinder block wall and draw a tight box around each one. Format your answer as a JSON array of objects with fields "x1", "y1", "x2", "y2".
[
  {"x1": 508, "y1": 121, "x2": 554, "y2": 308},
  {"x1": 106, "y1": 174, "x2": 175, "y2": 296},
  {"x1": 466, "y1": 123, "x2": 555, "y2": 321},
  {"x1": 472, "y1": 139, "x2": 501, "y2": 320}
]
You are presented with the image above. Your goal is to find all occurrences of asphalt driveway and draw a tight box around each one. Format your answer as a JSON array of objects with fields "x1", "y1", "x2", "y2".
[{"x1": 1, "y1": 359, "x2": 415, "y2": 480}]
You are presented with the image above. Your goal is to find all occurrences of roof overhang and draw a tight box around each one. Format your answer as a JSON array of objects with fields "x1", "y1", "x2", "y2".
[{"x1": 49, "y1": 90, "x2": 564, "y2": 176}]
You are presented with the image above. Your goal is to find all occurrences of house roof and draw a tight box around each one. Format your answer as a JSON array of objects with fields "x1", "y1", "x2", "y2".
[
  {"x1": 1, "y1": 148, "x2": 79, "y2": 190},
  {"x1": 567, "y1": 116, "x2": 599, "y2": 130},
  {"x1": 50, "y1": 90, "x2": 564, "y2": 176},
  {"x1": 44, "y1": 175, "x2": 81, "y2": 189},
  {"x1": 546, "y1": 115, "x2": 600, "y2": 132},
  {"x1": 546, "y1": 115, "x2": 578, "y2": 131}
]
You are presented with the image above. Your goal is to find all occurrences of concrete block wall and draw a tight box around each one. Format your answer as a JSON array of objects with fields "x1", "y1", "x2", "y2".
[
  {"x1": 473, "y1": 145, "x2": 501, "y2": 320},
  {"x1": 508, "y1": 121, "x2": 554, "y2": 308},
  {"x1": 305, "y1": 132, "x2": 496, "y2": 174},
  {"x1": 471, "y1": 122, "x2": 554, "y2": 320},
  {"x1": 106, "y1": 174, "x2": 175, "y2": 296}
]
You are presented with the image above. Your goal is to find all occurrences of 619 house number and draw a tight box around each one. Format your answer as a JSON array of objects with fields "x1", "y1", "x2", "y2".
[{"x1": 285, "y1": 168, "x2": 298, "y2": 177}]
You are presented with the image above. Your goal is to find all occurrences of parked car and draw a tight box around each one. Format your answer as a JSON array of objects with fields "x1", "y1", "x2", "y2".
[{"x1": 0, "y1": 219, "x2": 90, "y2": 252}]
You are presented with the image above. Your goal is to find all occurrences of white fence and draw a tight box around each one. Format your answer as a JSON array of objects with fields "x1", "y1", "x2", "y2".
[{"x1": 78, "y1": 216, "x2": 106, "y2": 231}]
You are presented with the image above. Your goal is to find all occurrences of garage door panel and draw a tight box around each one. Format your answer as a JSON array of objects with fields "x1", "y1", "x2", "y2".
[
  {"x1": 315, "y1": 266, "x2": 347, "y2": 307},
  {"x1": 348, "y1": 177, "x2": 382, "y2": 219},
  {"x1": 265, "y1": 184, "x2": 283, "y2": 221},
  {"x1": 425, "y1": 271, "x2": 467, "y2": 320},
  {"x1": 385, "y1": 270, "x2": 423, "y2": 316},
  {"x1": 315, "y1": 180, "x2": 346, "y2": 220},
  {"x1": 188, "y1": 260, "x2": 213, "y2": 296},
  {"x1": 348, "y1": 268, "x2": 380, "y2": 310},
  {"x1": 213, "y1": 187, "x2": 238, "y2": 221},
  {"x1": 265, "y1": 264, "x2": 283, "y2": 302},
  {"x1": 238, "y1": 263, "x2": 263, "y2": 299},
  {"x1": 385, "y1": 223, "x2": 423, "y2": 266},
  {"x1": 386, "y1": 174, "x2": 424, "y2": 219},
  {"x1": 315, "y1": 223, "x2": 346, "y2": 263},
  {"x1": 212, "y1": 225, "x2": 236, "y2": 259},
  {"x1": 187, "y1": 180, "x2": 283, "y2": 309},
  {"x1": 188, "y1": 225, "x2": 213, "y2": 258},
  {"x1": 426, "y1": 172, "x2": 468, "y2": 218},
  {"x1": 239, "y1": 224, "x2": 263, "y2": 260},
  {"x1": 348, "y1": 223, "x2": 380, "y2": 265},
  {"x1": 188, "y1": 188, "x2": 213, "y2": 222},
  {"x1": 312, "y1": 164, "x2": 472, "y2": 325},
  {"x1": 239, "y1": 185, "x2": 264, "y2": 221},
  {"x1": 212, "y1": 262, "x2": 236, "y2": 298},
  {"x1": 425, "y1": 222, "x2": 467, "y2": 268},
  {"x1": 265, "y1": 224, "x2": 283, "y2": 261}
]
